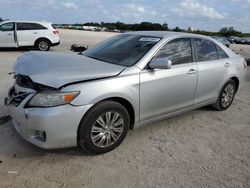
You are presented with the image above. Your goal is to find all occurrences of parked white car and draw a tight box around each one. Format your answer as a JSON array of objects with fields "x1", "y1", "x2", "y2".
[{"x1": 0, "y1": 20, "x2": 60, "y2": 51}]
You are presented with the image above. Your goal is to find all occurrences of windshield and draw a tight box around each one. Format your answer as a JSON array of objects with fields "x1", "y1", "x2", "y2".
[{"x1": 83, "y1": 34, "x2": 161, "y2": 67}]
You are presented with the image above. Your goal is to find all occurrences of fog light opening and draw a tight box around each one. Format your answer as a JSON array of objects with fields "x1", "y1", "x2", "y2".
[{"x1": 33, "y1": 130, "x2": 46, "y2": 142}]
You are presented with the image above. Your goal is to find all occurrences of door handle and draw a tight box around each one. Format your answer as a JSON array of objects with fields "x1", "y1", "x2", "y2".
[
  {"x1": 33, "y1": 32, "x2": 38, "y2": 34},
  {"x1": 224, "y1": 62, "x2": 231, "y2": 67},
  {"x1": 7, "y1": 33, "x2": 12, "y2": 36},
  {"x1": 187, "y1": 69, "x2": 197, "y2": 74}
]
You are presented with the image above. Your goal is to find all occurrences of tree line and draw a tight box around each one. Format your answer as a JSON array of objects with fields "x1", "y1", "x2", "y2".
[{"x1": 76, "y1": 21, "x2": 250, "y2": 37}]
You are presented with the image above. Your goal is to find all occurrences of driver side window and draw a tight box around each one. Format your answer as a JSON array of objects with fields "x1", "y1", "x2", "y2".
[
  {"x1": 0, "y1": 22, "x2": 14, "y2": 31},
  {"x1": 154, "y1": 38, "x2": 193, "y2": 65}
]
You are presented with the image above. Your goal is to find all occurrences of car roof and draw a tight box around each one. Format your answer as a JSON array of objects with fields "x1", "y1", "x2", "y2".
[{"x1": 126, "y1": 31, "x2": 210, "y2": 39}]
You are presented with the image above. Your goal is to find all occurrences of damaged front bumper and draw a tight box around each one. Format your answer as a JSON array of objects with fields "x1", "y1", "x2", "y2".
[{"x1": 5, "y1": 81, "x2": 92, "y2": 149}]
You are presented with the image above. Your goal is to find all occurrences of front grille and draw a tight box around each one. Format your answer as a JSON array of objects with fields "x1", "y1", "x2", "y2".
[
  {"x1": 8, "y1": 87, "x2": 29, "y2": 107},
  {"x1": 10, "y1": 93, "x2": 29, "y2": 107}
]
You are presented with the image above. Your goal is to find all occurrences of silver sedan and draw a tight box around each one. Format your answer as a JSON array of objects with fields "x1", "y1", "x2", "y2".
[{"x1": 6, "y1": 31, "x2": 247, "y2": 154}]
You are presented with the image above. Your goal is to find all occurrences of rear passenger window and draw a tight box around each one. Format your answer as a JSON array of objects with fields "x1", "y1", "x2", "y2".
[
  {"x1": 17, "y1": 23, "x2": 47, "y2": 30},
  {"x1": 216, "y1": 45, "x2": 229, "y2": 59},
  {"x1": 194, "y1": 38, "x2": 218, "y2": 61},
  {"x1": 155, "y1": 38, "x2": 193, "y2": 65}
]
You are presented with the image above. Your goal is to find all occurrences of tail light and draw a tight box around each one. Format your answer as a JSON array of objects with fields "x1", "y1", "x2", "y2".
[
  {"x1": 53, "y1": 30, "x2": 59, "y2": 35},
  {"x1": 243, "y1": 59, "x2": 247, "y2": 68}
]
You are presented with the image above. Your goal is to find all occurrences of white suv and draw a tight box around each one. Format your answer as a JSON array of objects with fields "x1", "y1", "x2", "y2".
[{"x1": 0, "y1": 20, "x2": 60, "y2": 51}]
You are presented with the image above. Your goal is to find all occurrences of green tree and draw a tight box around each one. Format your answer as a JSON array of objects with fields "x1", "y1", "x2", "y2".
[
  {"x1": 136, "y1": 22, "x2": 165, "y2": 31},
  {"x1": 172, "y1": 27, "x2": 183, "y2": 32},
  {"x1": 83, "y1": 22, "x2": 100, "y2": 27},
  {"x1": 0, "y1": 17, "x2": 3, "y2": 22},
  {"x1": 162, "y1": 23, "x2": 168, "y2": 30},
  {"x1": 114, "y1": 21, "x2": 127, "y2": 31},
  {"x1": 95, "y1": 21, "x2": 169, "y2": 31},
  {"x1": 219, "y1": 27, "x2": 242, "y2": 36}
]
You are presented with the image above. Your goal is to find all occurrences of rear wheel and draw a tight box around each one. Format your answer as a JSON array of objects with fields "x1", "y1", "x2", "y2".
[
  {"x1": 36, "y1": 39, "x2": 50, "y2": 51},
  {"x1": 212, "y1": 79, "x2": 236, "y2": 110},
  {"x1": 78, "y1": 101, "x2": 130, "y2": 154}
]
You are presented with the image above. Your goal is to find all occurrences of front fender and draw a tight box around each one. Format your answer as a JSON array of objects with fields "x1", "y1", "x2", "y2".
[{"x1": 62, "y1": 73, "x2": 140, "y2": 123}]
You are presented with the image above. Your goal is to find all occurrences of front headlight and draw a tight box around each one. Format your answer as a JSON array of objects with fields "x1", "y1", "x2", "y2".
[{"x1": 27, "y1": 91, "x2": 80, "y2": 107}]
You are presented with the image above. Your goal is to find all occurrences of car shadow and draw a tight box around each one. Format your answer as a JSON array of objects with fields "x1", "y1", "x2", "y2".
[
  {"x1": 0, "y1": 105, "x2": 218, "y2": 159},
  {"x1": 197, "y1": 105, "x2": 215, "y2": 111},
  {"x1": 0, "y1": 99, "x2": 234, "y2": 160}
]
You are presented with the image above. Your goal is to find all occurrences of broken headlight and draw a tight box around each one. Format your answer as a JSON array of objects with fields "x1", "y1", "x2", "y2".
[{"x1": 27, "y1": 91, "x2": 80, "y2": 107}]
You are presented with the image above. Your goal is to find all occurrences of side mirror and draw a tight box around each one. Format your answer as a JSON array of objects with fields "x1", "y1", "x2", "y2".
[{"x1": 149, "y1": 57, "x2": 172, "y2": 69}]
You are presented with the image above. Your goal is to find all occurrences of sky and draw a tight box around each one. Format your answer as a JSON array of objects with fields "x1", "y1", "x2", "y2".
[{"x1": 0, "y1": 0, "x2": 250, "y2": 32}]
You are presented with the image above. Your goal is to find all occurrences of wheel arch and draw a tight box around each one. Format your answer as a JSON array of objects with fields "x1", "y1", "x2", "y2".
[
  {"x1": 230, "y1": 76, "x2": 239, "y2": 92},
  {"x1": 106, "y1": 97, "x2": 135, "y2": 130},
  {"x1": 77, "y1": 97, "x2": 136, "y2": 143},
  {"x1": 87, "y1": 97, "x2": 135, "y2": 129}
]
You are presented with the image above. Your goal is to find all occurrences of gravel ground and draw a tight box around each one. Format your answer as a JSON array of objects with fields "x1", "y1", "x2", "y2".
[{"x1": 0, "y1": 29, "x2": 249, "y2": 188}]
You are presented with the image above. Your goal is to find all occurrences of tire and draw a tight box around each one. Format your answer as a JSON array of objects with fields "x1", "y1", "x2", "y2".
[
  {"x1": 36, "y1": 39, "x2": 50, "y2": 51},
  {"x1": 212, "y1": 79, "x2": 236, "y2": 111},
  {"x1": 78, "y1": 101, "x2": 130, "y2": 154}
]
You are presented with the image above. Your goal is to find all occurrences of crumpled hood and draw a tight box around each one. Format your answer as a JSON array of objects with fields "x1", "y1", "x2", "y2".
[{"x1": 14, "y1": 51, "x2": 125, "y2": 88}]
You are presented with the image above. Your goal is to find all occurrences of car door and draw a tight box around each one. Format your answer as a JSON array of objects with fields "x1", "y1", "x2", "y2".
[
  {"x1": 16, "y1": 22, "x2": 35, "y2": 46},
  {"x1": 192, "y1": 38, "x2": 230, "y2": 105},
  {"x1": 140, "y1": 38, "x2": 198, "y2": 122},
  {"x1": 0, "y1": 22, "x2": 16, "y2": 47},
  {"x1": 16, "y1": 22, "x2": 47, "y2": 46}
]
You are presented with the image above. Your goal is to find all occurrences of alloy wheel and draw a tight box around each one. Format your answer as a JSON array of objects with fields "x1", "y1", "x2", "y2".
[
  {"x1": 221, "y1": 83, "x2": 235, "y2": 108},
  {"x1": 38, "y1": 41, "x2": 49, "y2": 51},
  {"x1": 91, "y1": 112, "x2": 124, "y2": 148}
]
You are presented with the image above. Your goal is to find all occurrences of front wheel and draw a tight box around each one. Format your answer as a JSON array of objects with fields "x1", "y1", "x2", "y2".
[
  {"x1": 78, "y1": 101, "x2": 130, "y2": 154},
  {"x1": 212, "y1": 79, "x2": 236, "y2": 110},
  {"x1": 36, "y1": 39, "x2": 50, "y2": 51}
]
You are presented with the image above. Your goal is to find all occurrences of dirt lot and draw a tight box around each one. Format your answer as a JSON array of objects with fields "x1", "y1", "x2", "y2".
[{"x1": 0, "y1": 29, "x2": 249, "y2": 188}]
